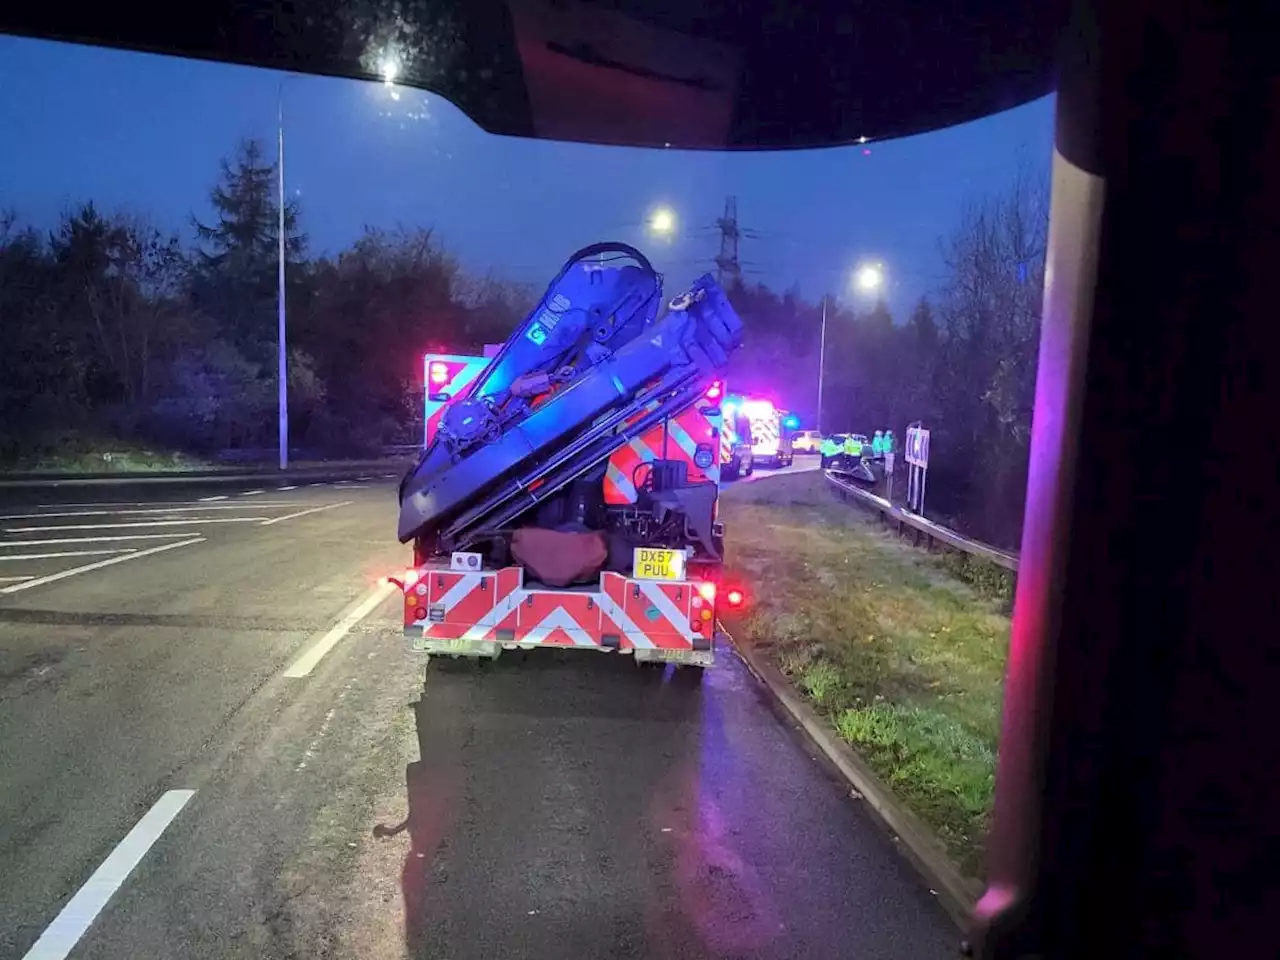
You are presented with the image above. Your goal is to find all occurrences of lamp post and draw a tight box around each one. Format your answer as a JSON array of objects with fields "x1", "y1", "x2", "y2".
[
  {"x1": 275, "y1": 60, "x2": 399, "y2": 471},
  {"x1": 816, "y1": 261, "x2": 886, "y2": 434},
  {"x1": 817, "y1": 295, "x2": 828, "y2": 433},
  {"x1": 276, "y1": 82, "x2": 289, "y2": 470}
]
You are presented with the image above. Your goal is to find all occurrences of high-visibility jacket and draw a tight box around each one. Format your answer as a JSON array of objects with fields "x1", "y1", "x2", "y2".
[
  {"x1": 842, "y1": 436, "x2": 863, "y2": 456},
  {"x1": 871, "y1": 434, "x2": 885, "y2": 456},
  {"x1": 820, "y1": 437, "x2": 841, "y2": 458}
]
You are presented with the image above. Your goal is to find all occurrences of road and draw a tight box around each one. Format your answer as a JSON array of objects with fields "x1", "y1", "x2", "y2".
[{"x1": 0, "y1": 465, "x2": 957, "y2": 960}]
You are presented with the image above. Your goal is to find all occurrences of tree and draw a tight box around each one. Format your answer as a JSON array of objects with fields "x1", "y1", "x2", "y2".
[
  {"x1": 298, "y1": 226, "x2": 465, "y2": 450},
  {"x1": 49, "y1": 205, "x2": 190, "y2": 410},
  {"x1": 931, "y1": 167, "x2": 1048, "y2": 544},
  {"x1": 191, "y1": 138, "x2": 306, "y2": 355}
]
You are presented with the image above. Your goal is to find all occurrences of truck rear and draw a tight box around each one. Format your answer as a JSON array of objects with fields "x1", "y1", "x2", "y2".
[{"x1": 395, "y1": 244, "x2": 746, "y2": 671}]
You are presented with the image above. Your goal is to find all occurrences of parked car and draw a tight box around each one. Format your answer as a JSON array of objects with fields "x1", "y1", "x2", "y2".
[{"x1": 791, "y1": 429, "x2": 823, "y2": 454}]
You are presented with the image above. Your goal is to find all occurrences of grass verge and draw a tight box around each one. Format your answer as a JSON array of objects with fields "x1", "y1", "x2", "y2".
[
  {"x1": 718, "y1": 471, "x2": 1011, "y2": 879},
  {"x1": 1, "y1": 441, "x2": 215, "y2": 475}
]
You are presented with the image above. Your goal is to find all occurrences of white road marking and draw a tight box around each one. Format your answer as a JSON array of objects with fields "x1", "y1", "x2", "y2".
[
  {"x1": 0, "y1": 548, "x2": 135, "y2": 561},
  {"x1": 31, "y1": 500, "x2": 250, "y2": 509},
  {"x1": 7, "y1": 518, "x2": 267, "y2": 532},
  {"x1": 240, "y1": 489, "x2": 265, "y2": 496},
  {"x1": 259, "y1": 500, "x2": 353, "y2": 527},
  {"x1": 277, "y1": 485, "x2": 297, "y2": 491},
  {"x1": 283, "y1": 581, "x2": 397, "y2": 678},
  {"x1": 2, "y1": 504, "x2": 292, "y2": 520},
  {"x1": 0, "y1": 538, "x2": 204, "y2": 594},
  {"x1": 198, "y1": 495, "x2": 228, "y2": 502},
  {"x1": 0, "y1": 534, "x2": 194, "y2": 547},
  {"x1": 21, "y1": 789, "x2": 195, "y2": 960},
  {"x1": 0, "y1": 575, "x2": 34, "y2": 582}
]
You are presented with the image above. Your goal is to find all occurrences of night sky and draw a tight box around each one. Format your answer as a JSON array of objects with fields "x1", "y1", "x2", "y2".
[{"x1": 1, "y1": 36, "x2": 1055, "y2": 313}]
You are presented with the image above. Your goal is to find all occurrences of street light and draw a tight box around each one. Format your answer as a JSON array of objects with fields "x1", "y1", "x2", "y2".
[
  {"x1": 648, "y1": 205, "x2": 677, "y2": 238},
  {"x1": 276, "y1": 78, "x2": 293, "y2": 471},
  {"x1": 815, "y1": 260, "x2": 889, "y2": 433},
  {"x1": 856, "y1": 262, "x2": 885, "y2": 293}
]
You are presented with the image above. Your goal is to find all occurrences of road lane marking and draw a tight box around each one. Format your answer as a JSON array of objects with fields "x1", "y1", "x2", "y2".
[
  {"x1": 2, "y1": 504, "x2": 293, "y2": 520},
  {"x1": 0, "y1": 538, "x2": 204, "y2": 595},
  {"x1": 21, "y1": 789, "x2": 196, "y2": 960},
  {"x1": 7, "y1": 518, "x2": 267, "y2": 532},
  {"x1": 240, "y1": 489, "x2": 265, "y2": 496},
  {"x1": 0, "y1": 575, "x2": 34, "y2": 582},
  {"x1": 283, "y1": 581, "x2": 397, "y2": 678},
  {"x1": 260, "y1": 500, "x2": 353, "y2": 527},
  {"x1": 198, "y1": 495, "x2": 228, "y2": 502},
  {"x1": 277, "y1": 485, "x2": 297, "y2": 491},
  {"x1": 1, "y1": 534, "x2": 194, "y2": 547},
  {"x1": 0, "y1": 548, "x2": 135, "y2": 561},
  {"x1": 29, "y1": 504, "x2": 262, "y2": 512}
]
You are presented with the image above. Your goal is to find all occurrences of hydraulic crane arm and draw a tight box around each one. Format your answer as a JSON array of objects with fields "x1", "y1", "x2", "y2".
[{"x1": 397, "y1": 249, "x2": 742, "y2": 545}]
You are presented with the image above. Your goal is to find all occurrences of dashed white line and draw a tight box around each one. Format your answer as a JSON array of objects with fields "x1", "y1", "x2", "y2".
[
  {"x1": 283, "y1": 581, "x2": 397, "y2": 678},
  {"x1": 2, "y1": 504, "x2": 293, "y2": 520},
  {"x1": 0, "y1": 548, "x2": 135, "y2": 562},
  {"x1": 277, "y1": 485, "x2": 297, "y2": 491},
  {"x1": 21, "y1": 789, "x2": 195, "y2": 960},
  {"x1": 240, "y1": 489, "x2": 265, "y2": 496},
  {"x1": 198, "y1": 495, "x2": 228, "y2": 502},
  {"x1": 259, "y1": 500, "x2": 353, "y2": 527},
  {"x1": 0, "y1": 575, "x2": 34, "y2": 582},
  {"x1": 0, "y1": 538, "x2": 204, "y2": 595},
  {"x1": 6, "y1": 518, "x2": 267, "y2": 532},
  {"x1": 1, "y1": 534, "x2": 195, "y2": 547}
]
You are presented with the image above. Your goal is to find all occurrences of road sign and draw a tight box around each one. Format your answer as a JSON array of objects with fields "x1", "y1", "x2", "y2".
[{"x1": 905, "y1": 427, "x2": 931, "y2": 468}]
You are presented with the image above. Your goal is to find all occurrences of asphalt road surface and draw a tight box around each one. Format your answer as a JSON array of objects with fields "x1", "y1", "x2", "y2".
[{"x1": 0, "y1": 469, "x2": 957, "y2": 960}]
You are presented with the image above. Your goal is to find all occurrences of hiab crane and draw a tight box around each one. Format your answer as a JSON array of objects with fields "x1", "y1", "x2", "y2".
[{"x1": 394, "y1": 243, "x2": 747, "y2": 670}]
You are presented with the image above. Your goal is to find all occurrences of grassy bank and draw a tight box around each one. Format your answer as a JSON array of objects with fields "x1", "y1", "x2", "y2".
[
  {"x1": 1, "y1": 441, "x2": 215, "y2": 475},
  {"x1": 718, "y1": 471, "x2": 1012, "y2": 878}
]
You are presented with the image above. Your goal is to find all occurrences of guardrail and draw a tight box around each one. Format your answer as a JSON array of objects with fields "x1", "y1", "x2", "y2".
[{"x1": 824, "y1": 469, "x2": 1019, "y2": 572}]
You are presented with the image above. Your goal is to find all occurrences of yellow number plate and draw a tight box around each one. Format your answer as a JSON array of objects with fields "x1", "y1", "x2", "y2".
[{"x1": 633, "y1": 547, "x2": 685, "y2": 581}]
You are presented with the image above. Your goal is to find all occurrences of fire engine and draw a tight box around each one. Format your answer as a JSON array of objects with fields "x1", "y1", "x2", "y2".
[{"x1": 396, "y1": 243, "x2": 747, "y2": 672}]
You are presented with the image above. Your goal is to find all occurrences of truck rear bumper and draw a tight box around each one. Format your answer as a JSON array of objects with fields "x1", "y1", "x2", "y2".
[{"x1": 400, "y1": 564, "x2": 717, "y2": 665}]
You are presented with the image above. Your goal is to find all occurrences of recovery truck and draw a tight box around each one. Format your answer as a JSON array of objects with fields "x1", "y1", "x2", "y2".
[{"x1": 395, "y1": 243, "x2": 746, "y2": 671}]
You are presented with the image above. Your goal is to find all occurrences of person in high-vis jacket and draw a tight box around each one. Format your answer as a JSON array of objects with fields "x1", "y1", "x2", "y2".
[
  {"x1": 820, "y1": 435, "x2": 842, "y2": 467},
  {"x1": 871, "y1": 430, "x2": 885, "y2": 457},
  {"x1": 842, "y1": 434, "x2": 863, "y2": 457},
  {"x1": 884, "y1": 429, "x2": 896, "y2": 455}
]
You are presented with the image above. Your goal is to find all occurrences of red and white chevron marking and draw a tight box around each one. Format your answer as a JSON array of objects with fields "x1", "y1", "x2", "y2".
[{"x1": 404, "y1": 566, "x2": 697, "y2": 650}]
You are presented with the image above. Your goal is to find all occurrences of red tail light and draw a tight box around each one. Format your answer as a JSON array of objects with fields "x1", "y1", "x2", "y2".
[
  {"x1": 429, "y1": 361, "x2": 450, "y2": 385},
  {"x1": 698, "y1": 582, "x2": 717, "y2": 603},
  {"x1": 725, "y1": 588, "x2": 745, "y2": 608}
]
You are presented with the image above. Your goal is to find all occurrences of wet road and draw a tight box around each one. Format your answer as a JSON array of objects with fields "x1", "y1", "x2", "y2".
[{"x1": 0, "y1": 470, "x2": 957, "y2": 959}]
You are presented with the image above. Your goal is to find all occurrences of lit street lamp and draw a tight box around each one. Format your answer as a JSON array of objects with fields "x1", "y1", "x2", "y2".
[
  {"x1": 276, "y1": 78, "x2": 292, "y2": 471},
  {"x1": 816, "y1": 260, "x2": 888, "y2": 433},
  {"x1": 277, "y1": 61, "x2": 398, "y2": 470},
  {"x1": 648, "y1": 205, "x2": 677, "y2": 238},
  {"x1": 856, "y1": 262, "x2": 885, "y2": 293}
]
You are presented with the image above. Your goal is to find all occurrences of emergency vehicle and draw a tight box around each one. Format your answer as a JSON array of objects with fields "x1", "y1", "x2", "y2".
[
  {"x1": 724, "y1": 395, "x2": 794, "y2": 469},
  {"x1": 397, "y1": 243, "x2": 748, "y2": 672}
]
